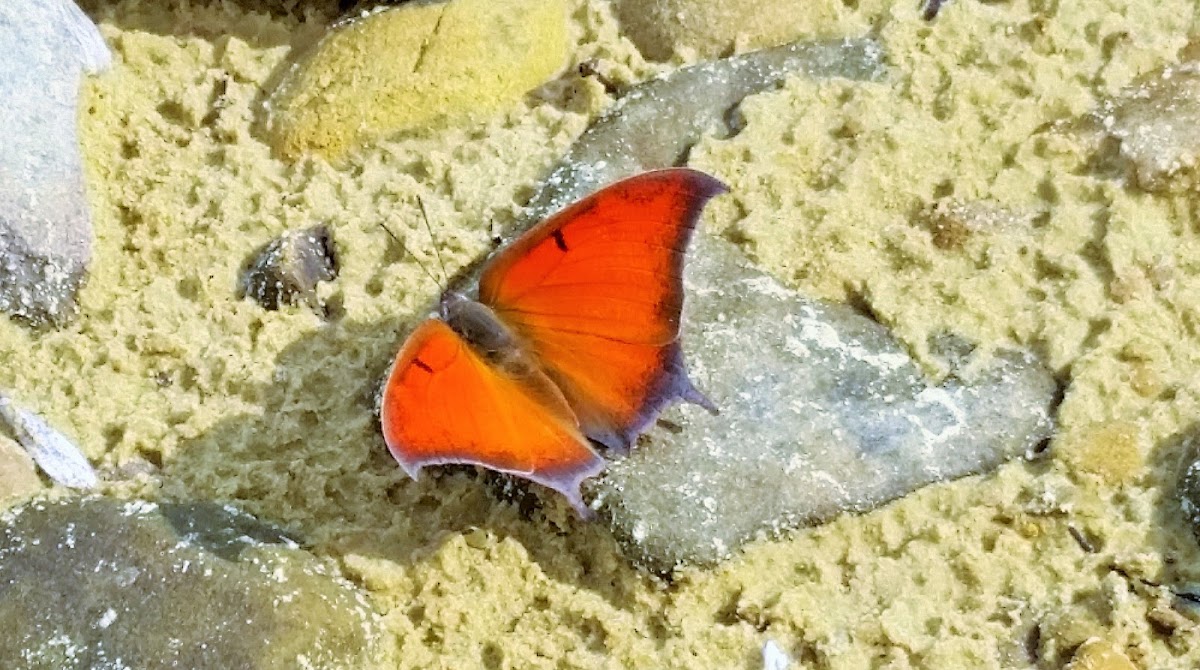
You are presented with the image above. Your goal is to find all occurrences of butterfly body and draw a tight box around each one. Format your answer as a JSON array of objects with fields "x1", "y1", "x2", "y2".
[
  {"x1": 440, "y1": 293, "x2": 524, "y2": 369},
  {"x1": 381, "y1": 168, "x2": 726, "y2": 516}
]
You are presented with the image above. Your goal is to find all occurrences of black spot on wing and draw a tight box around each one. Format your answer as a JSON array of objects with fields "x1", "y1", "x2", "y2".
[
  {"x1": 552, "y1": 229, "x2": 568, "y2": 252},
  {"x1": 412, "y1": 358, "x2": 433, "y2": 373}
]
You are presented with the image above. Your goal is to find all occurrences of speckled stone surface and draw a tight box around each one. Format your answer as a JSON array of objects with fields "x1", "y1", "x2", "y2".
[{"x1": 0, "y1": 497, "x2": 378, "y2": 669}]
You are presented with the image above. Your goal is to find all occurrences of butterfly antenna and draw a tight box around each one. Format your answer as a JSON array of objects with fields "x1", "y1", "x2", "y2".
[
  {"x1": 417, "y1": 195, "x2": 450, "y2": 287},
  {"x1": 377, "y1": 221, "x2": 444, "y2": 293}
]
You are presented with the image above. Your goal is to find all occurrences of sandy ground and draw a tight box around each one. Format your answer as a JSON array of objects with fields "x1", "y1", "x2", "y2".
[{"x1": 6, "y1": 0, "x2": 1199, "y2": 667}]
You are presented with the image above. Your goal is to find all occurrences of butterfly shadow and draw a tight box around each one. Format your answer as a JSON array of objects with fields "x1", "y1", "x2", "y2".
[{"x1": 160, "y1": 312, "x2": 661, "y2": 614}]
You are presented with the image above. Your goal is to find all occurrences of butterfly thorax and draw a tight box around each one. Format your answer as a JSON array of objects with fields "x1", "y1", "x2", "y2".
[{"x1": 441, "y1": 294, "x2": 530, "y2": 374}]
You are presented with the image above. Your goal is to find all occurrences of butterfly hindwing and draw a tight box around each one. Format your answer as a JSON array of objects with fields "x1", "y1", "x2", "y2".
[
  {"x1": 380, "y1": 320, "x2": 604, "y2": 514},
  {"x1": 478, "y1": 168, "x2": 725, "y2": 450}
]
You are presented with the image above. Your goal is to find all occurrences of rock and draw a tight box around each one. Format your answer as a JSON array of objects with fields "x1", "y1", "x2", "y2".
[
  {"x1": 240, "y1": 224, "x2": 339, "y2": 313},
  {"x1": 761, "y1": 640, "x2": 791, "y2": 670},
  {"x1": 0, "y1": 497, "x2": 378, "y2": 669},
  {"x1": 0, "y1": 0, "x2": 109, "y2": 325},
  {"x1": 1174, "y1": 584, "x2": 1200, "y2": 620},
  {"x1": 266, "y1": 0, "x2": 568, "y2": 161},
  {"x1": 1065, "y1": 639, "x2": 1138, "y2": 670},
  {"x1": 1072, "y1": 60, "x2": 1200, "y2": 191},
  {"x1": 1147, "y1": 604, "x2": 1194, "y2": 637},
  {"x1": 1179, "y1": 429, "x2": 1200, "y2": 544},
  {"x1": 0, "y1": 436, "x2": 43, "y2": 508},
  {"x1": 613, "y1": 0, "x2": 825, "y2": 61},
  {"x1": 0, "y1": 391, "x2": 97, "y2": 490},
  {"x1": 922, "y1": 0, "x2": 951, "y2": 21},
  {"x1": 586, "y1": 236, "x2": 1056, "y2": 571}
]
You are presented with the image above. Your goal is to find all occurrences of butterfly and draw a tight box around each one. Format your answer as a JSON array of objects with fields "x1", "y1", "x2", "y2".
[{"x1": 379, "y1": 168, "x2": 726, "y2": 516}]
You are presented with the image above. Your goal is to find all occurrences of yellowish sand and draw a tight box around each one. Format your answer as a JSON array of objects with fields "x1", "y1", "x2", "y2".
[{"x1": 2, "y1": 0, "x2": 1194, "y2": 667}]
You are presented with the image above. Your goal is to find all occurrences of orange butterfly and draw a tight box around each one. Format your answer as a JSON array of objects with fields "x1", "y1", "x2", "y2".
[{"x1": 380, "y1": 168, "x2": 725, "y2": 516}]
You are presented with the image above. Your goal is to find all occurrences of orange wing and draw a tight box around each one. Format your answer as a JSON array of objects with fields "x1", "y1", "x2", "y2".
[
  {"x1": 479, "y1": 168, "x2": 725, "y2": 450},
  {"x1": 380, "y1": 320, "x2": 604, "y2": 515}
]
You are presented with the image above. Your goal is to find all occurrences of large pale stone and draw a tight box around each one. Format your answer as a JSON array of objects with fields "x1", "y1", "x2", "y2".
[
  {"x1": 267, "y1": 0, "x2": 568, "y2": 161},
  {"x1": 0, "y1": 0, "x2": 109, "y2": 325}
]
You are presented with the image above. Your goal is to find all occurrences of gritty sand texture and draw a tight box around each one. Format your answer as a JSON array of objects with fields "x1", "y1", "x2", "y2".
[{"x1": 4, "y1": 0, "x2": 1196, "y2": 667}]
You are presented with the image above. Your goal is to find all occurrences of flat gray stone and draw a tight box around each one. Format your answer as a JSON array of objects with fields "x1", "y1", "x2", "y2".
[
  {"x1": 586, "y1": 236, "x2": 1057, "y2": 571},
  {"x1": 0, "y1": 1, "x2": 108, "y2": 325},
  {"x1": 0, "y1": 497, "x2": 379, "y2": 669}
]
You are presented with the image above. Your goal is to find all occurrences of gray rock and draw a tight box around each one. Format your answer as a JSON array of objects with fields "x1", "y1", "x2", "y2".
[
  {"x1": 0, "y1": 497, "x2": 379, "y2": 669},
  {"x1": 1180, "y1": 432, "x2": 1200, "y2": 544},
  {"x1": 587, "y1": 237, "x2": 1057, "y2": 570},
  {"x1": 1071, "y1": 59, "x2": 1200, "y2": 192},
  {"x1": 0, "y1": 1, "x2": 109, "y2": 325},
  {"x1": 240, "y1": 224, "x2": 339, "y2": 313},
  {"x1": 922, "y1": 0, "x2": 951, "y2": 20}
]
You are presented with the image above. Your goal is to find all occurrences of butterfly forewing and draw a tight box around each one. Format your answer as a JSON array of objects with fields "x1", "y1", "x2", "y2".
[{"x1": 478, "y1": 168, "x2": 726, "y2": 449}]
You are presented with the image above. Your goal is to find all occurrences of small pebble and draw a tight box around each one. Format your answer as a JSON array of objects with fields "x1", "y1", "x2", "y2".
[
  {"x1": 762, "y1": 640, "x2": 791, "y2": 670},
  {"x1": 239, "y1": 224, "x2": 338, "y2": 313},
  {"x1": 0, "y1": 391, "x2": 96, "y2": 490},
  {"x1": 0, "y1": 435, "x2": 43, "y2": 506},
  {"x1": 1064, "y1": 639, "x2": 1137, "y2": 670},
  {"x1": 1176, "y1": 428, "x2": 1200, "y2": 546}
]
